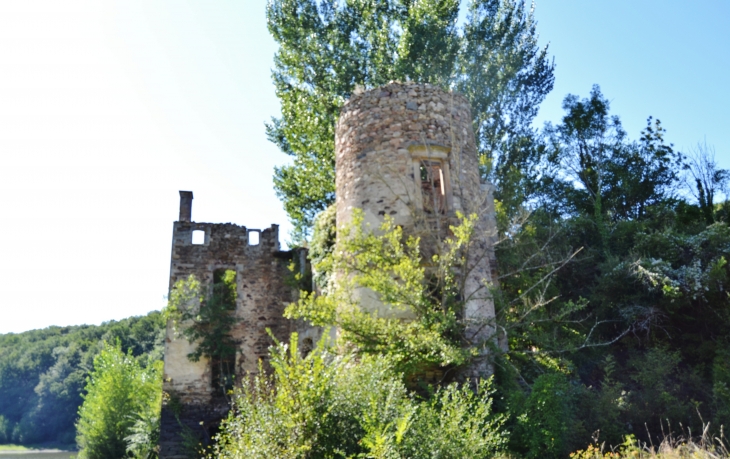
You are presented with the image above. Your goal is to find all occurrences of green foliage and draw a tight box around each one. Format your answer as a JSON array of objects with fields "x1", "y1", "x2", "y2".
[
  {"x1": 76, "y1": 342, "x2": 162, "y2": 459},
  {"x1": 286, "y1": 210, "x2": 482, "y2": 378},
  {"x1": 0, "y1": 416, "x2": 9, "y2": 443},
  {"x1": 511, "y1": 372, "x2": 576, "y2": 459},
  {"x1": 164, "y1": 271, "x2": 239, "y2": 394},
  {"x1": 491, "y1": 83, "x2": 730, "y2": 454},
  {"x1": 165, "y1": 271, "x2": 238, "y2": 362},
  {"x1": 276, "y1": 82, "x2": 730, "y2": 457},
  {"x1": 713, "y1": 348, "x2": 730, "y2": 428},
  {"x1": 252, "y1": 50, "x2": 730, "y2": 457},
  {"x1": 403, "y1": 378, "x2": 508, "y2": 458},
  {"x1": 683, "y1": 141, "x2": 730, "y2": 225},
  {"x1": 0, "y1": 311, "x2": 165, "y2": 446},
  {"x1": 626, "y1": 348, "x2": 688, "y2": 432},
  {"x1": 124, "y1": 409, "x2": 161, "y2": 459},
  {"x1": 210, "y1": 333, "x2": 507, "y2": 459},
  {"x1": 266, "y1": 0, "x2": 554, "y2": 236},
  {"x1": 458, "y1": 0, "x2": 554, "y2": 184},
  {"x1": 542, "y1": 86, "x2": 680, "y2": 226},
  {"x1": 308, "y1": 203, "x2": 337, "y2": 289}
]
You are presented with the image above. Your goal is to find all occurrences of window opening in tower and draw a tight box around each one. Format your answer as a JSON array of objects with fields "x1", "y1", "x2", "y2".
[
  {"x1": 211, "y1": 354, "x2": 236, "y2": 395},
  {"x1": 420, "y1": 160, "x2": 446, "y2": 214}
]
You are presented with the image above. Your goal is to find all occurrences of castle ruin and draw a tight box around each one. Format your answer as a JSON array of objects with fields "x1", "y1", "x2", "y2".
[
  {"x1": 160, "y1": 83, "x2": 498, "y2": 458},
  {"x1": 159, "y1": 193, "x2": 315, "y2": 458}
]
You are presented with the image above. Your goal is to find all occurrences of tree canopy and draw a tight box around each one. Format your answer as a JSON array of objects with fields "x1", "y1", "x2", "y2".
[
  {"x1": 266, "y1": 0, "x2": 554, "y2": 237},
  {"x1": 0, "y1": 311, "x2": 164, "y2": 446},
  {"x1": 265, "y1": 2, "x2": 730, "y2": 447}
]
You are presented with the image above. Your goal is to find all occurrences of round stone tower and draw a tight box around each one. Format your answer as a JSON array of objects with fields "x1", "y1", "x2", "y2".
[{"x1": 335, "y1": 82, "x2": 499, "y2": 378}]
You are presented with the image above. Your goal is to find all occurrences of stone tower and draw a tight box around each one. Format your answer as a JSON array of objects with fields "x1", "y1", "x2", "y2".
[
  {"x1": 334, "y1": 82, "x2": 499, "y2": 378},
  {"x1": 160, "y1": 192, "x2": 312, "y2": 459},
  {"x1": 159, "y1": 83, "x2": 499, "y2": 456}
]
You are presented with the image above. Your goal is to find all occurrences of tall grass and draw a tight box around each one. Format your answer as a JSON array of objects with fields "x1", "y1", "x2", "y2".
[{"x1": 571, "y1": 424, "x2": 728, "y2": 459}]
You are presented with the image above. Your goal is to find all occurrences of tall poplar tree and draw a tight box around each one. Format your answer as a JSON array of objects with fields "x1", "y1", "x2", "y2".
[{"x1": 266, "y1": 0, "x2": 554, "y2": 237}]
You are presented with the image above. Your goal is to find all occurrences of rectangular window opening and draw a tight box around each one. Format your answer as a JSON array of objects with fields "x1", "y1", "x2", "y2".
[
  {"x1": 248, "y1": 230, "x2": 260, "y2": 246},
  {"x1": 211, "y1": 354, "x2": 236, "y2": 396},
  {"x1": 301, "y1": 337, "x2": 314, "y2": 359},
  {"x1": 212, "y1": 269, "x2": 237, "y2": 310},
  {"x1": 192, "y1": 230, "x2": 205, "y2": 245},
  {"x1": 419, "y1": 160, "x2": 446, "y2": 214}
]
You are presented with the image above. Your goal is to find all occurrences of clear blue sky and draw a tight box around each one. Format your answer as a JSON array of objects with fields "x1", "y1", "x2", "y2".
[
  {"x1": 0, "y1": 0, "x2": 727, "y2": 333},
  {"x1": 533, "y1": 0, "x2": 730, "y2": 154}
]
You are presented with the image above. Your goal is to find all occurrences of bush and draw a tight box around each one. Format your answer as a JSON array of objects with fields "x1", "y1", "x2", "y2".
[
  {"x1": 513, "y1": 372, "x2": 577, "y2": 459},
  {"x1": 210, "y1": 334, "x2": 507, "y2": 459},
  {"x1": 75, "y1": 342, "x2": 161, "y2": 459},
  {"x1": 713, "y1": 347, "x2": 730, "y2": 428}
]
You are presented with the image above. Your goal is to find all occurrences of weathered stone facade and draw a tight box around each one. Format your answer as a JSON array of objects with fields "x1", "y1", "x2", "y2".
[
  {"x1": 160, "y1": 83, "x2": 499, "y2": 456},
  {"x1": 160, "y1": 192, "x2": 313, "y2": 459},
  {"x1": 335, "y1": 83, "x2": 499, "y2": 378}
]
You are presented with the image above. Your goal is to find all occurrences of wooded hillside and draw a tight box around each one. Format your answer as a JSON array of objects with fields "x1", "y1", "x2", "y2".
[{"x1": 0, "y1": 311, "x2": 165, "y2": 446}]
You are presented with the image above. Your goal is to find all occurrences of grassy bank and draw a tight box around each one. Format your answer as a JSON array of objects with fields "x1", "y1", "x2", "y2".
[
  {"x1": 0, "y1": 446, "x2": 28, "y2": 452},
  {"x1": 0, "y1": 444, "x2": 76, "y2": 452}
]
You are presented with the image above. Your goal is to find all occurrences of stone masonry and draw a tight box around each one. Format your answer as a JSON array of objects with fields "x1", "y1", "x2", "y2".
[
  {"x1": 335, "y1": 82, "x2": 499, "y2": 378},
  {"x1": 160, "y1": 192, "x2": 314, "y2": 459},
  {"x1": 160, "y1": 83, "x2": 500, "y2": 456}
]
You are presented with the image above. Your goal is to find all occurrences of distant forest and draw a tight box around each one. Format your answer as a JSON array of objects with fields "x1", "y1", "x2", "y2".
[{"x1": 0, "y1": 311, "x2": 165, "y2": 446}]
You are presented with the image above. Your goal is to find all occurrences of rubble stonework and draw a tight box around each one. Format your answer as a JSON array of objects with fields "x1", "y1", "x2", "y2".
[
  {"x1": 335, "y1": 82, "x2": 499, "y2": 378},
  {"x1": 160, "y1": 192, "x2": 307, "y2": 459},
  {"x1": 160, "y1": 83, "x2": 499, "y2": 456}
]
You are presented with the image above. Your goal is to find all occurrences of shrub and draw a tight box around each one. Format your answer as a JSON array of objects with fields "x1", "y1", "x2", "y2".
[
  {"x1": 210, "y1": 334, "x2": 507, "y2": 459},
  {"x1": 76, "y1": 342, "x2": 161, "y2": 459},
  {"x1": 514, "y1": 372, "x2": 576, "y2": 459},
  {"x1": 713, "y1": 347, "x2": 730, "y2": 428}
]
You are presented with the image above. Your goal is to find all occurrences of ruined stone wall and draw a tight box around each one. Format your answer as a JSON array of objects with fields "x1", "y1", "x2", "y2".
[
  {"x1": 160, "y1": 192, "x2": 305, "y2": 459},
  {"x1": 334, "y1": 83, "x2": 498, "y2": 378}
]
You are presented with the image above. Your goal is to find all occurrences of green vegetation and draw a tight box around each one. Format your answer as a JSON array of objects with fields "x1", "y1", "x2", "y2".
[
  {"x1": 222, "y1": 1, "x2": 730, "y2": 456},
  {"x1": 164, "y1": 269, "x2": 239, "y2": 395},
  {"x1": 210, "y1": 334, "x2": 507, "y2": 459},
  {"x1": 490, "y1": 86, "x2": 730, "y2": 456},
  {"x1": 0, "y1": 444, "x2": 31, "y2": 451},
  {"x1": 5, "y1": 2, "x2": 730, "y2": 458},
  {"x1": 263, "y1": 51, "x2": 730, "y2": 457},
  {"x1": 287, "y1": 211, "x2": 479, "y2": 378},
  {"x1": 76, "y1": 343, "x2": 162, "y2": 459},
  {"x1": 266, "y1": 0, "x2": 554, "y2": 238},
  {"x1": 165, "y1": 270, "x2": 238, "y2": 364},
  {"x1": 0, "y1": 311, "x2": 164, "y2": 448}
]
